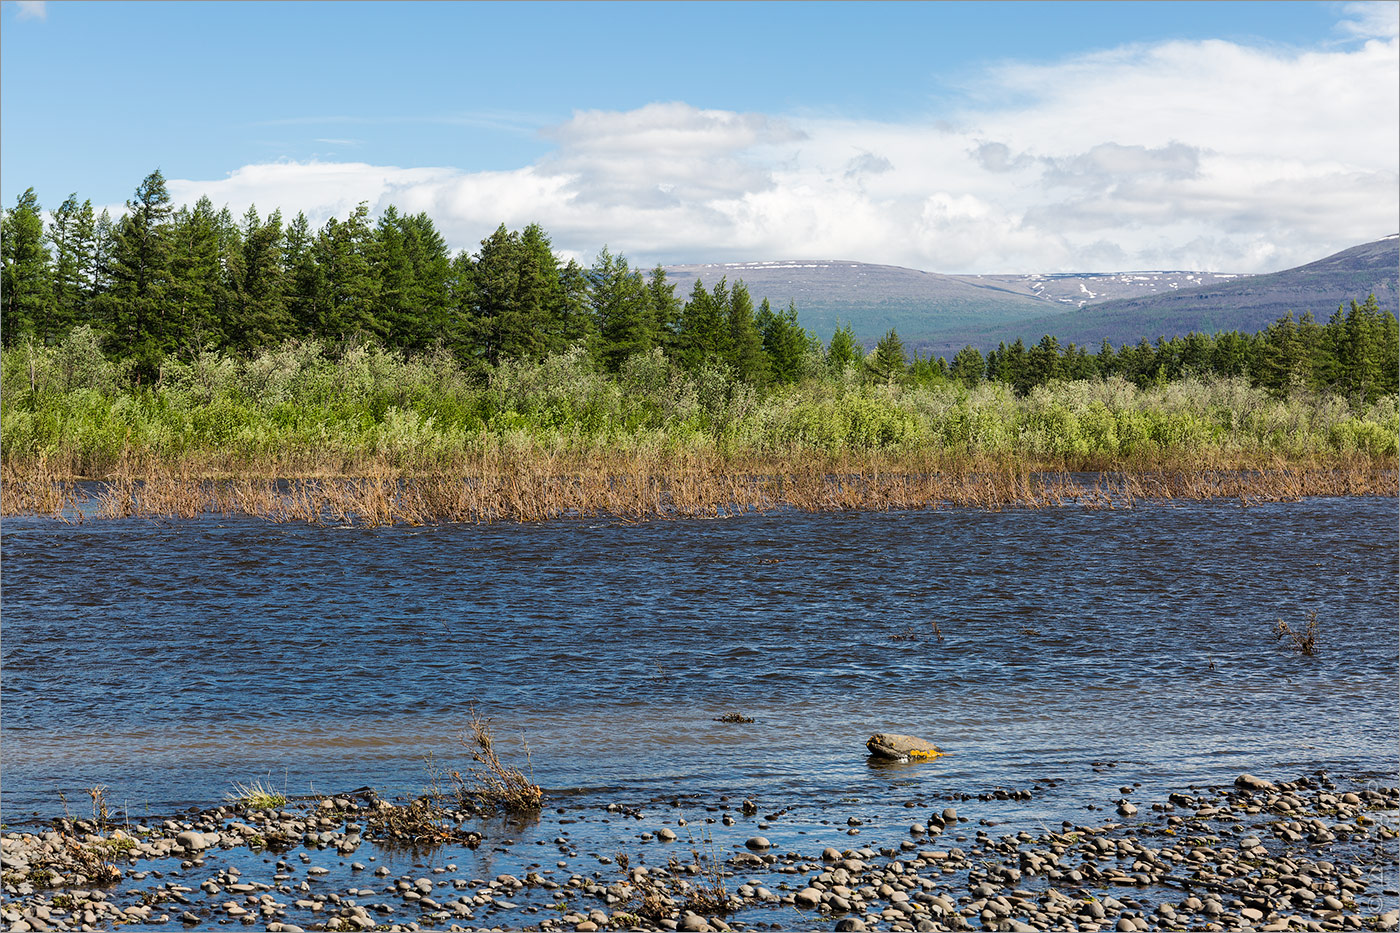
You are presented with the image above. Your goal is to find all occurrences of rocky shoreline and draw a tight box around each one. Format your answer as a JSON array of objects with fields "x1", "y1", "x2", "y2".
[{"x1": 3, "y1": 772, "x2": 1397, "y2": 932}]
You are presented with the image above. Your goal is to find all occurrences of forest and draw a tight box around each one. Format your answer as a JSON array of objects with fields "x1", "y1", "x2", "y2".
[{"x1": 2, "y1": 170, "x2": 1397, "y2": 402}]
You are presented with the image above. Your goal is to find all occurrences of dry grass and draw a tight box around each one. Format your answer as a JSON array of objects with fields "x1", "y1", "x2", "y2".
[
  {"x1": 1273, "y1": 610, "x2": 1321, "y2": 656},
  {"x1": 363, "y1": 797, "x2": 483, "y2": 849},
  {"x1": 626, "y1": 837, "x2": 732, "y2": 922},
  {"x1": 2, "y1": 450, "x2": 1394, "y2": 523},
  {"x1": 453, "y1": 707, "x2": 543, "y2": 815}
]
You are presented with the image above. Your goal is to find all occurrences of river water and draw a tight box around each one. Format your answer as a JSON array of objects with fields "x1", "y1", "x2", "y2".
[{"x1": 3, "y1": 497, "x2": 1396, "y2": 825}]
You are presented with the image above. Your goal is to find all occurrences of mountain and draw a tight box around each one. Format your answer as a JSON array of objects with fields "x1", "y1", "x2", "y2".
[
  {"x1": 661, "y1": 260, "x2": 1062, "y2": 344},
  {"x1": 966, "y1": 235, "x2": 1400, "y2": 354},
  {"x1": 663, "y1": 235, "x2": 1399, "y2": 357}
]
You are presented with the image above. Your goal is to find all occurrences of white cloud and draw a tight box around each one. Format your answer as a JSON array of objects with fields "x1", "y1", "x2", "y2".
[
  {"x1": 15, "y1": 1, "x2": 46, "y2": 20},
  {"x1": 161, "y1": 23, "x2": 1399, "y2": 274},
  {"x1": 1337, "y1": 1, "x2": 1399, "y2": 40}
]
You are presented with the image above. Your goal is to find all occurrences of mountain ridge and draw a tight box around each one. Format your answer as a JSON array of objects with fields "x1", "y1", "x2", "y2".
[{"x1": 663, "y1": 235, "x2": 1399, "y2": 356}]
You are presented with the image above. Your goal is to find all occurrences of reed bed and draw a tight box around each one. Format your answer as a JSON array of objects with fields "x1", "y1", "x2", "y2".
[{"x1": 3, "y1": 451, "x2": 1393, "y2": 524}]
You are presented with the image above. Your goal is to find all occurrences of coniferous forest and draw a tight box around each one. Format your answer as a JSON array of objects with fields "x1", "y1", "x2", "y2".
[{"x1": 1, "y1": 171, "x2": 1396, "y2": 503}]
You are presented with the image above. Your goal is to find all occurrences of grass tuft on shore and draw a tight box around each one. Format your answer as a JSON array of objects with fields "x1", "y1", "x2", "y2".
[
  {"x1": 455, "y1": 708, "x2": 543, "y2": 815},
  {"x1": 225, "y1": 779, "x2": 288, "y2": 811}
]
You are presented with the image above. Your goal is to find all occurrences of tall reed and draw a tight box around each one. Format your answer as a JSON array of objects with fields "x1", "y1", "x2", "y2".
[{"x1": 4, "y1": 451, "x2": 1392, "y2": 523}]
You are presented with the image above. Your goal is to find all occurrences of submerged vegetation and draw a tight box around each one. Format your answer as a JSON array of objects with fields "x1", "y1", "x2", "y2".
[{"x1": 1273, "y1": 610, "x2": 1322, "y2": 656}]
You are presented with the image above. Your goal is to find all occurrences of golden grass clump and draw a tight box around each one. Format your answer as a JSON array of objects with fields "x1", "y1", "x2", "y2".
[
  {"x1": 1, "y1": 449, "x2": 1395, "y2": 523},
  {"x1": 454, "y1": 707, "x2": 543, "y2": 815}
]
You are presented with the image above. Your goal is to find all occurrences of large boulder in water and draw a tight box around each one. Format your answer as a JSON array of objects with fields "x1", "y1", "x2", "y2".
[{"x1": 866, "y1": 733, "x2": 943, "y2": 761}]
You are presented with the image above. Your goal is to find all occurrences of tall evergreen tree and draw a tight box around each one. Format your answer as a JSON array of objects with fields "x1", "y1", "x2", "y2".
[
  {"x1": 228, "y1": 206, "x2": 289, "y2": 350},
  {"x1": 867, "y1": 328, "x2": 907, "y2": 384},
  {"x1": 108, "y1": 169, "x2": 175, "y2": 375},
  {"x1": 47, "y1": 193, "x2": 97, "y2": 337},
  {"x1": 949, "y1": 344, "x2": 984, "y2": 386},
  {"x1": 315, "y1": 203, "x2": 380, "y2": 339},
  {"x1": 397, "y1": 211, "x2": 452, "y2": 351},
  {"x1": 646, "y1": 264, "x2": 682, "y2": 356},
  {"x1": 514, "y1": 223, "x2": 566, "y2": 356},
  {"x1": 167, "y1": 196, "x2": 224, "y2": 352},
  {"x1": 1026, "y1": 334, "x2": 1061, "y2": 387},
  {"x1": 676, "y1": 277, "x2": 730, "y2": 371},
  {"x1": 826, "y1": 322, "x2": 861, "y2": 374},
  {"x1": 591, "y1": 246, "x2": 654, "y2": 372},
  {"x1": 282, "y1": 211, "x2": 323, "y2": 338},
  {"x1": 759, "y1": 299, "x2": 810, "y2": 385},
  {"x1": 726, "y1": 280, "x2": 768, "y2": 384},
  {"x1": 1, "y1": 187, "x2": 54, "y2": 344},
  {"x1": 558, "y1": 257, "x2": 598, "y2": 354}
]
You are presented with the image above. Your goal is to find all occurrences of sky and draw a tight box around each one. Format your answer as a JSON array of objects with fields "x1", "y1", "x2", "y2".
[{"x1": 2, "y1": 0, "x2": 1397, "y2": 273}]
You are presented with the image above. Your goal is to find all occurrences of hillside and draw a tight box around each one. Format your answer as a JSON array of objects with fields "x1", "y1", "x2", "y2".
[
  {"x1": 665, "y1": 236, "x2": 1399, "y2": 356},
  {"x1": 964, "y1": 235, "x2": 1400, "y2": 354},
  {"x1": 662, "y1": 260, "x2": 1061, "y2": 344}
]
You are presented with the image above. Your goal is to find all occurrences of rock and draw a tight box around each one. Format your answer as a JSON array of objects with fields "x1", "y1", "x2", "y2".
[
  {"x1": 795, "y1": 888, "x2": 823, "y2": 909},
  {"x1": 835, "y1": 919, "x2": 866, "y2": 932},
  {"x1": 680, "y1": 912, "x2": 710, "y2": 932},
  {"x1": 1117, "y1": 802, "x2": 1138, "y2": 817},
  {"x1": 174, "y1": 831, "x2": 207, "y2": 851},
  {"x1": 744, "y1": 837, "x2": 771, "y2": 851},
  {"x1": 1235, "y1": 774, "x2": 1277, "y2": 793},
  {"x1": 658, "y1": 828, "x2": 677, "y2": 842},
  {"x1": 866, "y1": 733, "x2": 943, "y2": 761}
]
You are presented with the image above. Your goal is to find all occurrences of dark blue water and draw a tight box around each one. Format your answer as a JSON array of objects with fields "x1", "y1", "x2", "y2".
[{"x1": 3, "y1": 498, "x2": 1396, "y2": 822}]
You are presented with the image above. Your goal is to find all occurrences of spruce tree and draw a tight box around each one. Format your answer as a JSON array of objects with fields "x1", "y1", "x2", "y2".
[
  {"x1": 646, "y1": 264, "x2": 682, "y2": 355},
  {"x1": 826, "y1": 322, "x2": 861, "y2": 374},
  {"x1": 591, "y1": 246, "x2": 653, "y2": 372},
  {"x1": 316, "y1": 203, "x2": 380, "y2": 340},
  {"x1": 759, "y1": 298, "x2": 809, "y2": 385},
  {"x1": 514, "y1": 223, "x2": 565, "y2": 357},
  {"x1": 676, "y1": 277, "x2": 729, "y2": 371},
  {"x1": 47, "y1": 193, "x2": 96, "y2": 338},
  {"x1": 558, "y1": 258, "x2": 598, "y2": 354},
  {"x1": 108, "y1": 169, "x2": 175, "y2": 375},
  {"x1": 868, "y1": 328, "x2": 907, "y2": 384},
  {"x1": 168, "y1": 196, "x2": 224, "y2": 352},
  {"x1": 232, "y1": 206, "x2": 289, "y2": 350},
  {"x1": 950, "y1": 345, "x2": 984, "y2": 386},
  {"x1": 1, "y1": 187, "x2": 54, "y2": 345},
  {"x1": 726, "y1": 280, "x2": 768, "y2": 384}
]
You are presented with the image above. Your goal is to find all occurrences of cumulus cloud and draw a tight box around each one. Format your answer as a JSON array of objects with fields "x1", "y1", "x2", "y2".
[
  {"x1": 15, "y1": 1, "x2": 45, "y2": 20},
  {"x1": 160, "y1": 23, "x2": 1398, "y2": 273}
]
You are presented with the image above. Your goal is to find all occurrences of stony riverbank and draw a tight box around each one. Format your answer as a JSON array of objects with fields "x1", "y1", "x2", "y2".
[{"x1": 3, "y1": 772, "x2": 1397, "y2": 932}]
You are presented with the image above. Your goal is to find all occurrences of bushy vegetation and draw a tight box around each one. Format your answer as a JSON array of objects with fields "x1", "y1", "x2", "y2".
[
  {"x1": 2, "y1": 170, "x2": 1396, "y2": 485},
  {"x1": 2, "y1": 328, "x2": 1394, "y2": 478},
  {"x1": 3, "y1": 171, "x2": 1395, "y2": 404}
]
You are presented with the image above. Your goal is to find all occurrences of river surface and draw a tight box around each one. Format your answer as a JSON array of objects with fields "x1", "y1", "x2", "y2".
[{"x1": 3, "y1": 497, "x2": 1397, "y2": 826}]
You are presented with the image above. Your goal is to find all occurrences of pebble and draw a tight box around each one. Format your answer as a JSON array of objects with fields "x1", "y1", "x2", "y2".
[{"x1": 0, "y1": 772, "x2": 1394, "y2": 933}]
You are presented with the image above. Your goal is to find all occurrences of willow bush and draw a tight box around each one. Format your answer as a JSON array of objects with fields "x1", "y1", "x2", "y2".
[{"x1": 2, "y1": 334, "x2": 1396, "y2": 478}]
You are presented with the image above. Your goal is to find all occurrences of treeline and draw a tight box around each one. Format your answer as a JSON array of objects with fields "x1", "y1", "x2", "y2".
[
  {"x1": 0, "y1": 171, "x2": 815, "y2": 387},
  {"x1": 930, "y1": 299, "x2": 1398, "y2": 404},
  {"x1": 2, "y1": 170, "x2": 1396, "y2": 404}
]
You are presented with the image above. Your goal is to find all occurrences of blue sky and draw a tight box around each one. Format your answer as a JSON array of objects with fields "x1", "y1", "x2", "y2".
[{"x1": 3, "y1": 1, "x2": 1397, "y2": 272}]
